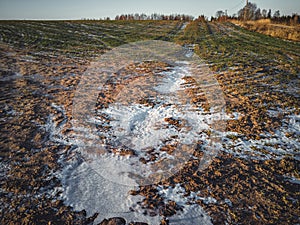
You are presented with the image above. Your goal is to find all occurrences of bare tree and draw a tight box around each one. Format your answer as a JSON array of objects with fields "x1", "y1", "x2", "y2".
[
  {"x1": 255, "y1": 8, "x2": 261, "y2": 20},
  {"x1": 216, "y1": 10, "x2": 225, "y2": 19},
  {"x1": 262, "y1": 9, "x2": 267, "y2": 18},
  {"x1": 238, "y1": 2, "x2": 257, "y2": 21},
  {"x1": 273, "y1": 10, "x2": 280, "y2": 18},
  {"x1": 292, "y1": 14, "x2": 299, "y2": 25},
  {"x1": 267, "y1": 9, "x2": 272, "y2": 19}
]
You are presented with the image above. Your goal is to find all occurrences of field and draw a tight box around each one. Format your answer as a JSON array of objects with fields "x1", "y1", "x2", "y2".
[{"x1": 0, "y1": 20, "x2": 299, "y2": 225}]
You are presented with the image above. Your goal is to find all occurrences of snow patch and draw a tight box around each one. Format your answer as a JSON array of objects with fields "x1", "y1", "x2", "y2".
[{"x1": 49, "y1": 61, "x2": 223, "y2": 224}]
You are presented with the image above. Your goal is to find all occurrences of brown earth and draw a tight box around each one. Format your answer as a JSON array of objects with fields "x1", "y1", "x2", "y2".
[{"x1": 0, "y1": 22, "x2": 299, "y2": 225}]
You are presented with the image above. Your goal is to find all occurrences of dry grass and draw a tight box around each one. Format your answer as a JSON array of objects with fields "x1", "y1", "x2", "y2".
[
  {"x1": 247, "y1": 19, "x2": 271, "y2": 25},
  {"x1": 231, "y1": 19, "x2": 300, "y2": 42}
]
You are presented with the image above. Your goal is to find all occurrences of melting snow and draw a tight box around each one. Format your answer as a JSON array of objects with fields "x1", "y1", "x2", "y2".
[
  {"x1": 49, "y1": 62, "x2": 222, "y2": 224},
  {"x1": 45, "y1": 58, "x2": 299, "y2": 225}
]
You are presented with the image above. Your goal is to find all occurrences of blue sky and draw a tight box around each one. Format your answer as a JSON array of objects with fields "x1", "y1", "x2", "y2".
[{"x1": 0, "y1": 0, "x2": 299, "y2": 20}]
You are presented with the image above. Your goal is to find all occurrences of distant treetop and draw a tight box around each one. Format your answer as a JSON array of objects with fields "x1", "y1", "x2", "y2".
[{"x1": 114, "y1": 13, "x2": 194, "y2": 21}]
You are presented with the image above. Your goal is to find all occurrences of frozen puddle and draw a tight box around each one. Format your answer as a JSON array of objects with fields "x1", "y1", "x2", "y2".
[
  {"x1": 61, "y1": 161, "x2": 162, "y2": 224},
  {"x1": 61, "y1": 160, "x2": 214, "y2": 225}
]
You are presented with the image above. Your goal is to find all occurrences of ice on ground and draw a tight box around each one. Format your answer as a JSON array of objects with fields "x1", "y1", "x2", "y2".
[
  {"x1": 87, "y1": 63, "x2": 226, "y2": 185},
  {"x1": 60, "y1": 160, "x2": 162, "y2": 224},
  {"x1": 154, "y1": 66, "x2": 186, "y2": 94},
  {"x1": 222, "y1": 113, "x2": 300, "y2": 160},
  {"x1": 168, "y1": 205, "x2": 213, "y2": 225},
  {"x1": 47, "y1": 88, "x2": 299, "y2": 225},
  {"x1": 43, "y1": 39, "x2": 299, "y2": 225},
  {"x1": 100, "y1": 103, "x2": 211, "y2": 152},
  {"x1": 96, "y1": 64, "x2": 223, "y2": 152},
  {"x1": 156, "y1": 184, "x2": 215, "y2": 224},
  {"x1": 60, "y1": 158, "x2": 214, "y2": 225},
  {"x1": 49, "y1": 61, "x2": 224, "y2": 224}
]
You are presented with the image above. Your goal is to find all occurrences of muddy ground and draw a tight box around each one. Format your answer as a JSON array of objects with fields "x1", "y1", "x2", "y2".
[{"x1": 0, "y1": 20, "x2": 299, "y2": 225}]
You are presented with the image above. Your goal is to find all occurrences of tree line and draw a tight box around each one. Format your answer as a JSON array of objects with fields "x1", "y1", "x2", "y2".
[
  {"x1": 214, "y1": 2, "x2": 299, "y2": 25},
  {"x1": 114, "y1": 13, "x2": 194, "y2": 21}
]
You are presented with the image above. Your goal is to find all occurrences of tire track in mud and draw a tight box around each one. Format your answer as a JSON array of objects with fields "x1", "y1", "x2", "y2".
[
  {"x1": 212, "y1": 22, "x2": 300, "y2": 59},
  {"x1": 199, "y1": 22, "x2": 299, "y2": 137},
  {"x1": 194, "y1": 21, "x2": 299, "y2": 100},
  {"x1": 178, "y1": 20, "x2": 300, "y2": 225},
  {"x1": 155, "y1": 21, "x2": 186, "y2": 41}
]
